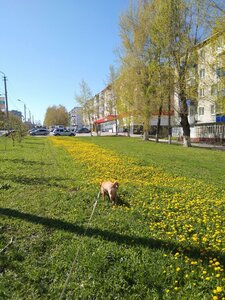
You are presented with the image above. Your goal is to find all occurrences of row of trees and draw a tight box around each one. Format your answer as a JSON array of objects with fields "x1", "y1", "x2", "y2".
[
  {"x1": 75, "y1": 0, "x2": 224, "y2": 147},
  {"x1": 115, "y1": 0, "x2": 225, "y2": 146}
]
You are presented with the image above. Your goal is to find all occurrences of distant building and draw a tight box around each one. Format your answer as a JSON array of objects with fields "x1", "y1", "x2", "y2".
[
  {"x1": 10, "y1": 110, "x2": 22, "y2": 119},
  {"x1": 69, "y1": 107, "x2": 83, "y2": 129}
]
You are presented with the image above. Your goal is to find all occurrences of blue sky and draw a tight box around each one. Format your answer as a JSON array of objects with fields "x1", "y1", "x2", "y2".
[{"x1": 0, "y1": 0, "x2": 129, "y2": 123}]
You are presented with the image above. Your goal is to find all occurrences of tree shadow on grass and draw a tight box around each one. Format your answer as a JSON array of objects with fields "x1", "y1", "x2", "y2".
[
  {"x1": 1, "y1": 207, "x2": 224, "y2": 268},
  {"x1": 1, "y1": 158, "x2": 51, "y2": 166},
  {"x1": 24, "y1": 141, "x2": 45, "y2": 145},
  {"x1": 0, "y1": 175, "x2": 72, "y2": 188}
]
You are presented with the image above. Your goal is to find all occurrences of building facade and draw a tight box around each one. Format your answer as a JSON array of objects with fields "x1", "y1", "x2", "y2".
[
  {"x1": 69, "y1": 107, "x2": 83, "y2": 130},
  {"x1": 173, "y1": 33, "x2": 225, "y2": 142}
]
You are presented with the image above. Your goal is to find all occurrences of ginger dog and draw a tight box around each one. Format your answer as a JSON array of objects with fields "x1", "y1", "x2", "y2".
[{"x1": 100, "y1": 181, "x2": 119, "y2": 204}]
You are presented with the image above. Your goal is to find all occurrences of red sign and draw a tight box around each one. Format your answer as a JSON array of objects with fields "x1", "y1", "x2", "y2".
[{"x1": 95, "y1": 115, "x2": 117, "y2": 124}]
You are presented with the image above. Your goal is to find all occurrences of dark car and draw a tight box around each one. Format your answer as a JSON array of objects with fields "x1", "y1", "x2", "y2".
[
  {"x1": 30, "y1": 128, "x2": 49, "y2": 136},
  {"x1": 77, "y1": 128, "x2": 91, "y2": 133}
]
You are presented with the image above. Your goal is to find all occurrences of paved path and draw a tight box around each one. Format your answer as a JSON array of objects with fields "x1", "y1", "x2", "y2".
[
  {"x1": 94, "y1": 132, "x2": 225, "y2": 151},
  {"x1": 148, "y1": 138, "x2": 225, "y2": 151}
]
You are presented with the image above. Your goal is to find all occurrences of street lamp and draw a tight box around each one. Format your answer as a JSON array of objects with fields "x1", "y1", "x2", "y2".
[
  {"x1": 17, "y1": 99, "x2": 27, "y2": 122},
  {"x1": 0, "y1": 71, "x2": 9, "y2": 119}
]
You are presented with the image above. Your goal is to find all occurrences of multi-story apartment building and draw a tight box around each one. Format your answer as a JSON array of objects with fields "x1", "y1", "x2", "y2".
[
  {"x1": 91, "y1": 85, "x2": 118, "y2": 133},
  {"x1": 93, "y1": 84, "x2": 174, "y2": 135},
  {"x1": 173, "y1": 32, "x2": 225, "y2": 142},
  {"x1": 69, "y1": 107, "x2": 83, "y2": 130}
]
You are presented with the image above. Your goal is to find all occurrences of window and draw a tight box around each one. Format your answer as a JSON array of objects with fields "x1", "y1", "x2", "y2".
[
  {"x1": 199, "y1": 88, "x2": 205, "y2": 97},
  {"x1": 211, "y1": 84, "x2": 217, "y2": 96},
  {"x1": 199, "y1": 107, "x2": 204, "y2": 115},
  {"x1": 211, "y1": 104, "x2": 215, "y2": 115},
  {"x1": 200, "y1": 69, "x2": 205, "y2": 79},
  {"x1": 200, "y1": 49, "x2": 205, "y2": 59}
]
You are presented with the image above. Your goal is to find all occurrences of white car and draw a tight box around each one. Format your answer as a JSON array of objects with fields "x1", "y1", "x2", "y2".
[{"x1": 53, "y1": 128, "x2": 75, "y2": 136}]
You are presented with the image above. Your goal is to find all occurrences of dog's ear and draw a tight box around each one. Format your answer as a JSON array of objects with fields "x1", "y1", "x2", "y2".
[{"x1": 113, "y1": 181, "x2": 119, "y2": 188}]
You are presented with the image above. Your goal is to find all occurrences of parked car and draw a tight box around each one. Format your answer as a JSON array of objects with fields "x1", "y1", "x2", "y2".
[
  {"x1": 30, "y1": 128, "x2": 49, "y2": 136},
  {"x1": 77, "y1": 128, "x2": 91, "y2": 133},
  {"x1": 29, "y1": 128, "x2": 38, "y2": 134},
  {"x1": 29, "y1": 126, "x2": 47, "y2": 133},
  {"x1": 53, "y1": 128, "x2": 75, "y2": 136}
]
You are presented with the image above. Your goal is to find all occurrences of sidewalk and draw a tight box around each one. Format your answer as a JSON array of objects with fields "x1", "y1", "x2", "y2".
[
  {"x1": 94, "y1": 131, "x2": 225, "y2": 151},
  {"x1": 149, "y1": 138, "x2": 225, "y2": 151}
]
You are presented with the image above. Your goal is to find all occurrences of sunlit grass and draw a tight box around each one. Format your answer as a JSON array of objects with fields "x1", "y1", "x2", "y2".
[{"x1": 1, "y1": 136, "x2": 225, "y2": 299}]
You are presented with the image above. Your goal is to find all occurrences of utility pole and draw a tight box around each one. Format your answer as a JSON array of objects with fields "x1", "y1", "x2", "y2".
[
  {"x1": 3, "y1": 76, "x2": 9, "y2": 119},
  {"x1": 24, "y1": 103, "x2": 27, "y2": 122},
  {"x1": 18, "y1": 99, "x2": 27, "y2": 122}
]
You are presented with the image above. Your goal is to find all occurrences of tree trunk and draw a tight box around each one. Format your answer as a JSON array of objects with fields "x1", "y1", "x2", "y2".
[
  {"x1": 180, "y1": 113, "x2": 191, "y2": 147},
  {"x1": 127, "y1": 122, "x2": 131, "y2": 137},
  {"x1": 142, "y1": 118, "x2": 150, "y2": 141},
  {"x1": 168, "y1": 92, "x2": 172, "y2": 144},
  {"x1": 179, "y1": 90, "x2": 191, "y2": 147},
  {"x1": 115, "y1": 118, "x2": 118, "y2": 136},
  {"x1": 155, "y1": 105, "x2": 162, "y2": 142},
  {"x1": 143, "y1": 131, "x2": 149, "y2": 140}
]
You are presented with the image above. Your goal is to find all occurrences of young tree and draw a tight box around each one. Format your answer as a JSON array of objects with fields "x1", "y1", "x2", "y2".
[
  {"x1": 115, "y1": 70, "x2": 136, "y2": 137},
  {"x1": 8, "y1": 113, "x2": 28, "y2": 144},
  {"x1": 107, "y1": 65, "x2": 119, "y2": 135},
  {"x1": 75, "y1": 80, "x2": 93, "y2": 134},
  {"x1": 118, "y1": 1, "x2": 161, "y2": 140}
]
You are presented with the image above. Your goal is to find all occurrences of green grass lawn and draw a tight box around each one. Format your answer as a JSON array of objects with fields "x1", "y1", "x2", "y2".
[
  {"x1": 85, "y1": 136, "x2": 225, "y2": 188},
  {"x1": 0, "y1": 136, "x2": 225, "y2": 299}
]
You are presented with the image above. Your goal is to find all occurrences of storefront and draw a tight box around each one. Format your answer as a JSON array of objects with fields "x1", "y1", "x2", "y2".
[{"x1": 94, "y1": 115, "x2": 117, "y2": 133}]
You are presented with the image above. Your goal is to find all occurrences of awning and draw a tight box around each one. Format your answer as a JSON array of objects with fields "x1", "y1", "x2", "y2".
[{"x1": 94, "y1": 115, "x2": 117, "y2": 124}]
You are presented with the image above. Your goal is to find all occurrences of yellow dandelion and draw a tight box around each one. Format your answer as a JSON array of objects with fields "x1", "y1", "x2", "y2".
[{"x1": 216, "y1": 286, "x2": 223, "y2": 293}]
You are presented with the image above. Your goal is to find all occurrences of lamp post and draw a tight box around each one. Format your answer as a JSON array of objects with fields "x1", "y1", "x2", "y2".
[
  {"x1": 17, "y1": 99, "x2": 27, "y2": 122},
  {"x1": 0, "y1": 71, "x2": 9, "y2": 119}
]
